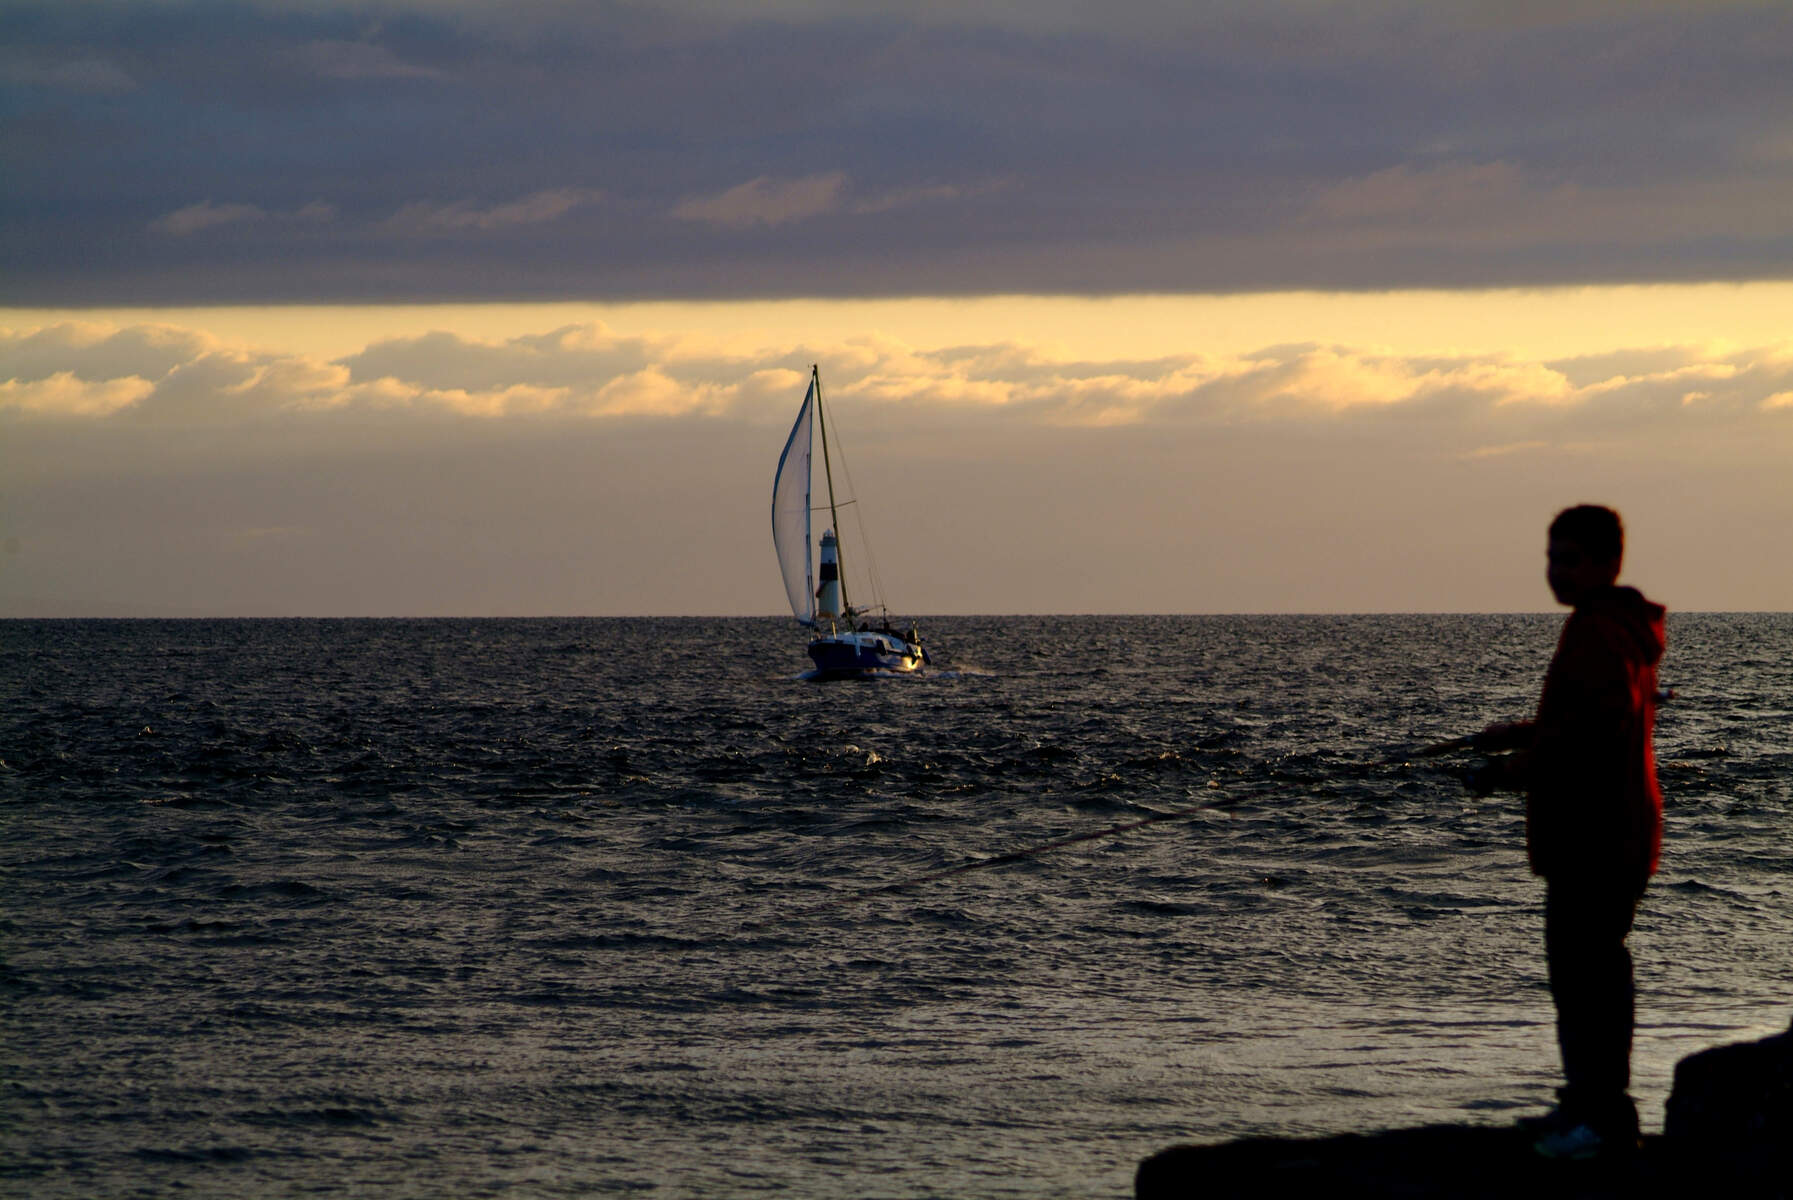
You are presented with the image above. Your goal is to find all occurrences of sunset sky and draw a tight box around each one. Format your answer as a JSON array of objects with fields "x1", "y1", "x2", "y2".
[{"x1": 4, "y1": 0, "x2": 1791, "y2": 617}]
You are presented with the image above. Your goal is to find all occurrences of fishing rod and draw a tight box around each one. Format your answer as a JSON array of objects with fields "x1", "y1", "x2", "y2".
[
  {"x1": 802, "y1": 790, "x2": 1259, "y2": 913},
  {"x1": 802, "y1": 736, "x2": 1489, "y2": 913},
  {"x1": 1366, "y1": 733, "x2": 1481, "y2": 767},
  {"x1": 832, "y1": 693, "x2": 1687, "y2": 908}
]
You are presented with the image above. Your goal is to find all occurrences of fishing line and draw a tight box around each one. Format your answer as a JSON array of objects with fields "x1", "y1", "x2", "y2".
[
  {"x1": 795, "y1": 791, "x2": 1259, "y2": 915},
  {"x1": 796, "y1": 736, "x2": 1488, "y2": 914}
]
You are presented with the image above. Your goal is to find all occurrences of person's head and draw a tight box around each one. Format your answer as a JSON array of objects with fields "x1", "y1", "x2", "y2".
[{"x1": 1546, "y1": 504, "x2": 1623, "y2": 607}]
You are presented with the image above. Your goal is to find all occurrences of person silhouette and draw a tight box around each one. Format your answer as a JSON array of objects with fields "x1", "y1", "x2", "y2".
[{"x1": 1474, "y1": 504, "x2": 1666, "y2": 1160}]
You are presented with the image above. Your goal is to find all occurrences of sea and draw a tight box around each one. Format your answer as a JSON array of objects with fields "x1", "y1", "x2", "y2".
[{"x1": 2, "y1": 614, "x2": 1789, "y2": 1199}]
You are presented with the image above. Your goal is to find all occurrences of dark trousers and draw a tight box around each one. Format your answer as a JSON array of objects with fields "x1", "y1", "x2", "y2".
[{"x1": 1543, "y1": 877, "x2": 1646, "y2": 1133}]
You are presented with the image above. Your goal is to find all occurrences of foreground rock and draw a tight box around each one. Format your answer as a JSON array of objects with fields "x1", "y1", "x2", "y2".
[
  {"x1": 1663, "y1": 1018, "x2": 1792, "y2": 1186},
  {"x1": 1136, "y1": 1125, "x2": 1678, "y2": 1199},
  {"x1": 1139, "y1": 1019, "x2": 1792, "y2": 1199}
]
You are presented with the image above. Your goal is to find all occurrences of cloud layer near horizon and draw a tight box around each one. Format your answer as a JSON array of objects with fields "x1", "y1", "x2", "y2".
[
  {"x1": 7, "y1": 316, "x2": 1793, "y2": 430},
  {"x1": 5, "y1": 0, "x2": 1792, "y2": 303},
  {"x1": 5, "y1": 312, "x2": 1791, "y2": 616}
]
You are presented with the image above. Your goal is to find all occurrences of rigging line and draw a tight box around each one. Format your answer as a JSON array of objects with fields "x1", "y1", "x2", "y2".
[
  {"x1": 814, "y1": 365, "x2": 850, "y2": 617},
  {"x1": 821, "y1": 385, "x2": 892, "y2": 615}
]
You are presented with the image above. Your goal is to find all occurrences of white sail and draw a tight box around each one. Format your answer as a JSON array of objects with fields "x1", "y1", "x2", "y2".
[{"x1": 771, "y1": 377, "x2": 816, "y2": 626}]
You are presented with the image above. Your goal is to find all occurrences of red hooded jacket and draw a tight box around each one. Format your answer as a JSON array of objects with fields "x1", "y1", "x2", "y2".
[{"x1": 1524, "y1": 585, "x2": 1666, "y2": 883}]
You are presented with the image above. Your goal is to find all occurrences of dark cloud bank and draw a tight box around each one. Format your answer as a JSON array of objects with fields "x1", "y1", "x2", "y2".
[{"x1": 4, "y1": 0, "x2": 1792, "y2": 304}]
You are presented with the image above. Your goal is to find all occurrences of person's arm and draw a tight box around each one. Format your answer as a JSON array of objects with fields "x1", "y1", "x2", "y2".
[
  {"x1": 1473, "y1": 720, "x2": 1535, "y2": 752},
  {"x1": 1458, "y1": 721, "x2": 1536, "y2": 795}
]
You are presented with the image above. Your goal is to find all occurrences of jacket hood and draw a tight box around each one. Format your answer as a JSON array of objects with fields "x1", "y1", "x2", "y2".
[{"x1": 1582, "y1": 584, "x2": 1666, "y2": 666}]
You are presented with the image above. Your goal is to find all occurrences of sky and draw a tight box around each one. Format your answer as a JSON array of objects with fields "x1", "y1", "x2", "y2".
[{"x1": 3, "y1": 0, "x2": 1791, "y2": 616}]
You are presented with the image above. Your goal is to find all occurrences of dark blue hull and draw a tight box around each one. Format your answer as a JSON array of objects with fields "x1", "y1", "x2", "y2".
[{"x1": 806, "y1": 631, "x2": 927, "y2": 678}]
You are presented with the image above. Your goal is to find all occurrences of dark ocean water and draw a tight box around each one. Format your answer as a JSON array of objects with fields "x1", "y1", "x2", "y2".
[{"x1": 2, "y1": 614, "x2": 1789, "y2": 1198}]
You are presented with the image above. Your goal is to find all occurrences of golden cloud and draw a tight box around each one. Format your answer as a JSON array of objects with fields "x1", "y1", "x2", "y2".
[
  {"x1": 9, "y1": 316, "x2": 1793, "y2": 437},
  {"x1": 0, "y1": 371, "x2": 155, "y2": 416}
]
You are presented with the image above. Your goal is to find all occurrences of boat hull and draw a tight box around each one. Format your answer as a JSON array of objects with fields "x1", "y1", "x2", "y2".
[{"x1": 807, "y1": 630, "x2": 926, "y2": 678}]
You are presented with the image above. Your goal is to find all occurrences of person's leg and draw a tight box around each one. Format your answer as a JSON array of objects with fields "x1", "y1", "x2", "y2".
[{"x1": 1544, "y1": 878, "x2": 1644, "y2": 1138}]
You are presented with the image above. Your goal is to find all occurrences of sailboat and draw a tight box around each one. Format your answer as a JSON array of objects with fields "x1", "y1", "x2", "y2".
[{"x1": 771, "y1": 365, "x2": 928, "y2": 678}]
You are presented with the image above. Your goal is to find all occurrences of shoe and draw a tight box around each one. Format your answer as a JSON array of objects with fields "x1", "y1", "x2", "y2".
[
  {"x1": 1516, "y1": 1106, "x2": 1571, "y2": 1134},
  {"x1": 1532, "y1": 1122, "x2": 1605, "y2": 1161}
]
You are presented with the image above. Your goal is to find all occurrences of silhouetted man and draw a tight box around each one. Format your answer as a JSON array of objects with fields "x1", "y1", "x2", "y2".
[{"x1": 1475, "y1": 504, "x2": 1665, "y2": 1160}]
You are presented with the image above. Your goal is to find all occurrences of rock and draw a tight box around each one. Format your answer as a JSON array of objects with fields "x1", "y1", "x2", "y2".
[
  {"x1": 1136, "y1": 1022, "x2": 1793, "y2": 1199},
  {"x1": 1662, "y1": 1017, "x2": 1793, "y2": 1188},
  {"x1": 1135, "y1": 1124, "x2": 1666, "y2": 1199}
]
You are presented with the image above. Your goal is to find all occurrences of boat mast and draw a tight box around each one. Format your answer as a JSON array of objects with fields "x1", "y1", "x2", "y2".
[{"x1": 812, "y1": 364, "x2": 852, "y2": 621}]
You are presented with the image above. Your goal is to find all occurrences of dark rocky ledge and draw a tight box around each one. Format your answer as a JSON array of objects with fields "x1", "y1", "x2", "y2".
[
  {"x1": 1137, "y1": 1019, "x2": 1791, "y2": 1199},
  {"x1": 1138, "y1": 1125, "x2": 1694, "y2": 1199}
]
